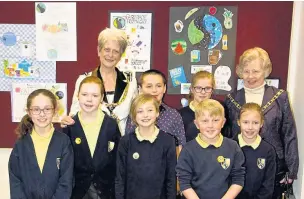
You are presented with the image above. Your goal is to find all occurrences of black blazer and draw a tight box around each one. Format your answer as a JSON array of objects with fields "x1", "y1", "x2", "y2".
[{"x1": 64, "y1": 113, "x2": 121, "y2": 199}]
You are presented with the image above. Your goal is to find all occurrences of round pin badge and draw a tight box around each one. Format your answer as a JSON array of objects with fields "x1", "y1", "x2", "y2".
[
  {"x1": 75, "y1": 137, "x2": 81, "y2": 144},
  {"x1": 133, "y1": 152, "x2": 140, "y2": 160},
  {"x1": 217, "y1": 155, "x2": 224, "y2": 163}
]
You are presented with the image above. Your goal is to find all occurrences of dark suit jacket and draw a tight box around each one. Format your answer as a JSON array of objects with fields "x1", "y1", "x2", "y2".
[
  {"x1": 224, "y1": 85, "x2": 299, "y2": 179},
  {"x1": 64, "y1": 113, "x2": 121, "y2": 199}
]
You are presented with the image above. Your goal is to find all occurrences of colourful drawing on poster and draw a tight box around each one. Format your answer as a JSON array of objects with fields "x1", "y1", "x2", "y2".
[
  {"x1": 174, "y1": 20, "x2": 184, "y2": 33},
  {"x1": 214, "y1": 65, "x2": 231, "y2": 91},
  {"x1": 169, "y1": 66, "x2": 187, "y2": 87},
  {"x1": 185, "y1": 7, "x2": 200, "y2": 20},
  {"x1": 0, "y1": 24, "x2": 56, "y2": 91},
  {"x1": 11, "y1": 83, "x2": 67, "y2": 122},
  {"x1": 203, "y1": 15, "x2": 223, "y2": 49},
  {"x1": 171, "y1": 39, "x2": 187, "y2": 55},
  {"x1": 110, "y1": 12, "x2": 152, "y2": 72},
  {"x1": 223, "y1": 8, "x2": 234, "y2": 29}
]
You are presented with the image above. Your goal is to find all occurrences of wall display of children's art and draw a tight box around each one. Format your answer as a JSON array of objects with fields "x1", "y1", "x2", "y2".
[
  {"x1": 11, "y1": 83, "x2": 67, "y2": 123},
  {"x1": 35, "y1": 2, "x2": 77, "y2": 61},
  {"x1": 109, "y1": 11, "x2": 153, "y2": 72},
  {"x1": 167, "y1": 6, "x2": 238, "y2": 95},
  {"x1": 0, "y1": 24, "x2": 56, "y2": 91}
]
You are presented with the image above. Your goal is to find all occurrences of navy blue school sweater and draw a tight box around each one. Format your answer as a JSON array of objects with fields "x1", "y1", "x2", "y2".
[
  {"x1": 176, "y1": 136, "x2": 245, "y2": 199},
  {"x1": 63, "y1": 113, "x2": 121, "y2": 199},
  {"x1": 8, "y1": 130, "x2": 74, "y2": 199},
  {"x1": 115, "y1": 130, "x2": 177, "y2": 199},
  {"x1": 236, "y1": 136, "x2": 276, "y2": 199},
  {"x1": 179, "y1": 106, "x2": 199, "y2": 142}
]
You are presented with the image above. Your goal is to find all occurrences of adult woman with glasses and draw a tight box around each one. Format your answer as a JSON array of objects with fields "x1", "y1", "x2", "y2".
[
  {"x1": 224, "y1": 47, "x2": 299, "y2": 199},
  {"x1": 179, "y1": 71, "x2": 215, "y2": 142},
  {"x1": 61, "y1": 27, "x2": 137, "y2": 135}
]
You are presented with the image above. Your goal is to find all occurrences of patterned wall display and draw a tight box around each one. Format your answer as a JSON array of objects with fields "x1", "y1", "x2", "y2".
[
  {"x1": 0, "y1": 24, "x2": 56, "y2": 91},
  {"x1": 167, "y1": 6, "x2": 238, "y2": 95}
]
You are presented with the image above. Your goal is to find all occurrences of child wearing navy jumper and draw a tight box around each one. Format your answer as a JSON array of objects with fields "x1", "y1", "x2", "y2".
[
  {"x1": 115, "y1": 94, "x2": 177, "y2": 199},
  {"x1": 176, "y1": 99, "x2": 245, "y2": 199},
  {"x1": 235, "y1": 103, "x2": 276, "y2": 199}
]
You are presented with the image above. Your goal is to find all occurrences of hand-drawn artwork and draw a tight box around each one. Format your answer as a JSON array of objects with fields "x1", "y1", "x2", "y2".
[
  {"x1": 208, "y1": 49, "x2": 222, "y2": 65},
  {"x1": 191, "y1": 50, "x2": 200, "y2": 62},
  {"x1": 113, "y1": 17, "x2": 126, "y2": 29},
  {"x1": 169, "y1": 66, "x2": 187, "y2": 87},
  {"x1": 35, "y1": 2, "x2": 77, "y2": 61},
  {"x1": 109, "y1": 12, "x2": 152, "y2": 72},
  {"x1": 181, "y1": 83, "x2": 191, "y2": 94},
  {"x1": 209, "y1": 6, "x2": 217, "y2": 15},
  {"x1": 174, "y1": 20, "x2": 184, "y2": 33},
  {"x1": 171, "y1": 39, "x2": 187, "y2": 55},
  {"x1": 168, "y1": 6, "x2": 238, "y2": 95},
  {"x1": 223, "y1": 8, "x2": 234, "y2": 29},
  {"x1": 222, "y1": 34, "x2": 228, "y2": 50},
  {"x1": 11, "y1": 83, "x2": 67, "y2": 122},
  {"x1": 181, "y1": 97, "x2": 189, "y2": 107},
  {"x1": 214, "y1": 65, "x2": 231, "y2": 91},
  {"x1": 188, "y1": 17, "x2": 210, "y2": 49},
  {"x1": 0, "y1": 24, "x2": 56, "y2": 91},
  {"x1": 0, "y1": 32, "x2": 19, "y2": 46},
  {"x1": 203, "y1": 15, "x2": 223, "y2": 49},
  {"x1": 185, "y1": 7, "x2": 199, "y2": 20},
  {"x1": 191, "y1": 65, "x2": 212, "y2": 74}
]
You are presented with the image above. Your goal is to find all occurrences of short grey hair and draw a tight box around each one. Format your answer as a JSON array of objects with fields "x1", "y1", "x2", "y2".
[
  {"x1": 97, "y1": 27, "x2": 128, "y2": 54},
  {"x1": 236, "y1": 47, "x2": 272, "y2": 78}
]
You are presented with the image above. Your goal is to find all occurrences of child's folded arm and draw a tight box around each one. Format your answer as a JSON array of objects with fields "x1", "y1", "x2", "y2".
[
  {"x1": 176, "y1": 148, "x2": 193, "y2": 193},
  {"x1": 230, "y1": 145, "x2": 245, "y2": 187}
]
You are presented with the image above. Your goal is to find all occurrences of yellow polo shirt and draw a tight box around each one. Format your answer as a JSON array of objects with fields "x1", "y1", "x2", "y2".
[
  {"x1": 31, "y1": 125, "x2": 55, "y2": 173},
  {"x1": 196, "y1": 133, "x2": 224, "y2": 148},
  {"x1": 79, "y1": 109, "x2": 104, "y2": 157},
  {"x1": 135, "y1": 126, "x2": 160, "y2": 143},
  {"x1": 238, "y1": 134, "x2": 262, "y2": 150}
]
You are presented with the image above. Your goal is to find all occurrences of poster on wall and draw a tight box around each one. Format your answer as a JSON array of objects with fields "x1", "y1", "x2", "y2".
[
  {"x1": 109, "y1": 11, "x2": 153, "y2": 72},
  {"x1": 0, "y1": 24, "x2": 56, "y2": 91},
  {"x1": 11, "y1": 83, "x2": 67, "y2": 123},
  {"x1": 35, "y1": 2, "x2": 77, "y2": 61},
  {"x1": 167, "y1": 6, "x2": 238, "y2": 95}
]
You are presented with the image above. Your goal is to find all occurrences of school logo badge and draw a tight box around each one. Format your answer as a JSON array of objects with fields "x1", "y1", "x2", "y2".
[
  {"x1": 56, "y1": 158, "x2": 61, "y2": 170},
  {"x1": 75, "y1": 137, "x2": 81, "y2": 144},
  {"x1": 221, "y1": 158, "x2": 230, "y2": 170},
  {"x1": 108, "y1": 141, "x2": 115, "y2": 152},
  {"x1": 257, "y1": 158, "x2": 266, "y2": 169}
]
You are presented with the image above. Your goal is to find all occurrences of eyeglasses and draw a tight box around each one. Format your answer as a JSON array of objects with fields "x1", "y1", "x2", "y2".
[
  {"x1": 29, "y1": 107, "x2": 54, "y2": 115},
  {"x1": 193, "y1": 86, "x2": 213, "y2": 93}
]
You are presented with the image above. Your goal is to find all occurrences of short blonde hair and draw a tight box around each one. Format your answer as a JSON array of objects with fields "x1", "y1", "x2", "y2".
[
  {"x1": 195, "y1": 99, "x2": 224, "y2": 118},
  {"x1": 188, "y1": 71, "x2": 215, "y2": 101},
  {"x1": 98, "y1": 27, "x2": 128, "y2": 54},
  {"x1": 130, "y1": 93, "x2": 160, "y2": 126},
  {"x1": 239, "y1": 102, "x2": 264, "y2": 123},
  {"x1": 236, "y1": 47, "x2": 272, "y2": 78}
]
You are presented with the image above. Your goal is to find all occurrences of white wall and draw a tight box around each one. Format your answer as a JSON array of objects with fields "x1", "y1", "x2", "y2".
[
  {"x1": 287, "y1": 1, "x2": 304, "y2": 199},
  {"x1": 0, "y1": 148, "x2": 12, "y2": 199}
]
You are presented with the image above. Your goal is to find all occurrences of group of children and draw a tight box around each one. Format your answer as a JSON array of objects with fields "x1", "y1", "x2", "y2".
[{"x1": 9, "y1": 70, "x2": 277, "y2": 199}]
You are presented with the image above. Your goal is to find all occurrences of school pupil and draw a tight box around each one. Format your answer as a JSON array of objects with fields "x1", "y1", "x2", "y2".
[
  {"x1": 63, "y1": 76, "x2": 121, "y2": 199},
  {"x1": 235, "y1": 103, "x2": 276, "y2": 199},
  {"x1": 176, "y1": 99, "x2": 245, "y2": 199},
  {"x1": 115, "y1": 93, "x2": 177, "y2": 199},
  {"x1": 8, "y1": 89, "x2": 74, "y2": 199},
  {"x1": 179, "y1": 70, "x2": 215, "y2": 142}
]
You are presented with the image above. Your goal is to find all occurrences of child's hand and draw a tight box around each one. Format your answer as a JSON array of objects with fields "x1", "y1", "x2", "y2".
[
  {"x1": 280, "y1": 177, "x2": 293, "y2": 184},
  {"x1": 60, "y1": 115, "x2": 75, "y2": 127}
]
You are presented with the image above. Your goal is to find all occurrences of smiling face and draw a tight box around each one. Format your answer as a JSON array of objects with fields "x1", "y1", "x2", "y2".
[
  {"x1": 238, "y1": 110, "x2": 263, "y2": 140},
  {"x1": 194, "y1": 111, "x2": 225, "y2": 143},
  {"x1": 98, "y1": 40, "x2": 122, "y2": 69},
  {"x1": 135, "y1": 100, "x2": 159, "y2": 128},
  {"x1": 140, "y1": 74, "x2": 166, "y2": 103},
  {"x1": 190, "y1": 78, "x2": 213, "y2": 103},
  {"x1": 28, "y1": 94, "x2": 55, "y2": 130},
  {"x1": 78, "y1": 83, "x2": 103, "y2": 114},
  {"x1": 242, "y1": 59, "x2": 266, "y2": 89}
]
